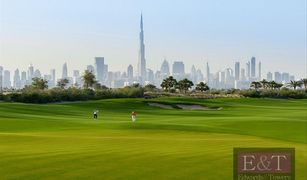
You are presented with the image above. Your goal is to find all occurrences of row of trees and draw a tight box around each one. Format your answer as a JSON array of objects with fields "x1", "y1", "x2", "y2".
[
  {"x1": 160, "y1": 76, "x2": 209, "y2": 93},
  {"x1": 251, "y1": 79, "x2": 307, "y2": 90},
  {"x1": 30, "y1": 70, "x2": 101, "y2": 90}
]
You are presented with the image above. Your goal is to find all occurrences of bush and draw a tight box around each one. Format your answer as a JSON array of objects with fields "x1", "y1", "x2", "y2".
[{"x1": 0, "y1": 86, "x2": 145, "y2": 103}]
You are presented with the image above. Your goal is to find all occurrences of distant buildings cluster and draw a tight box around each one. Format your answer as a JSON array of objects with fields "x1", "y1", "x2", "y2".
[{"x1": 0, "y1": 15, "x2": 297, "y2": 91}]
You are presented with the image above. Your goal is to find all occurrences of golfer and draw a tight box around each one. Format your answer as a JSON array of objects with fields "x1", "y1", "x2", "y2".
[
  {"x1": 131, "y1": 111, "x2": 136, "y2": 122},
  {"x1": 93, "y1": 110, "x2": 99, "y2": 119}
]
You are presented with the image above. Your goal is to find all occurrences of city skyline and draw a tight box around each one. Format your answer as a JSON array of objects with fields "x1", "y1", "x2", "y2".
[{"x1": 0, "y1": 0, "x2": 306, "y2": 79}]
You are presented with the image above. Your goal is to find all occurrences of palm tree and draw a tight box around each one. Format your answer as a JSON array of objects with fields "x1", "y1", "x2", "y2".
[
  {"x1": 57, "y1": 78, "x2": 69, "y2": 89},
  {"x1": 260, "y1": 79, "x2": 269, "y2": 89},
  {"x1": 177, "y1": 78, "x2": 194, "y2": 94},
  {"x1": 82, "y1": 70, "x2": 96, "y2": 89},
  {"x1": 160, "y1": 76, "x2": 177, "y2": 92},
  {"x1": 195, "y1": 82, "x2": 210, "y2": 92},
  {"x1": 300, "y1": 78, "x2": 307, "y2": 90},
  {"x1": 287, "y1": 80, "x2": 303, "y2": 90},
  {"x1": 250, "y1": 81, "x2": 262, "y2": 90}
]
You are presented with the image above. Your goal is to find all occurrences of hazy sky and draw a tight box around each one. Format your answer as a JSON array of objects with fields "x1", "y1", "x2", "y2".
[{"x1": 0, "y1": 0, "x2": 306, "y2": 78}]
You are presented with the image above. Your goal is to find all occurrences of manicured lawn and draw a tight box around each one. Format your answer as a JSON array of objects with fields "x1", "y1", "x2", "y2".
[{"x1": 0, "y1": 98, "x2": 306, "y2": 179}]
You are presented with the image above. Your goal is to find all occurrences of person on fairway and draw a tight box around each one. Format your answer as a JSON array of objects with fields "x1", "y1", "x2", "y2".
[
  {"x1": 131, "y1": 111, "x2": 136, "y2": 122},
  {"x1": 93, "y1": 110, "x2": 99, "y2": 119}
]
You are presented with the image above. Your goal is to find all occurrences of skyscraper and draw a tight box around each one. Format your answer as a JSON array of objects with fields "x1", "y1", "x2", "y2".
[
  {"x1": 246, "y1": 62, "x2": 250, "y2": 79},
  {"x1": 21, "y1": 71, "x2": 27, "y2": 88},
  {"x1": 62, "y1": 62, "x2": 68, "y2": 79},
  {"x1": 267, "y1": 72, "x2": 273, "y2": 81},
  {"x1": 50, "y1": 69, "x2": 56, "y2": 87},
  {"x1": 87, "y1": 65, "x2": 95, "y2": 73},
  {"x1": 138, "y1": 14, "x2": 146, "y2": 84},
  {"x1": 95, "y1": 57, "x2": 105, "y2": 83},
  {"x1": 0, "y1": 66, "x2": 3, "y2": 91},
  {"x1": 206, "y1": 62, "x2": 210, "y2": 83},
  {"x1": 274, "y1": 72, "x2": 282, "y2": 83},
  {"x1": 251, "y1": 57, "x2": 256, "y2": 78},
  {"x1": 28, "y1": 64, "x2": 34, "y2": 83},
  {"x1": 160, "y1": 59, "x2": 170, "y2": 77},
  {"x1": 13, "y1": 69, "x2": 21, "y2": 89},
  {"x1": 3, "y1": 70, "x2": 11, "y2": 88},
  {"x1": 235, "y1": 62, "x2": 240, "y2": 80},
  {"x1": 258, "y1": 61, "x2": 261, "y2": 80},
  {"x1": 127, "y1": 65, "x2": 133, "y2": 80},
  {"x1": 172, "y1": 61, "x2": 185, "y2": 80}
]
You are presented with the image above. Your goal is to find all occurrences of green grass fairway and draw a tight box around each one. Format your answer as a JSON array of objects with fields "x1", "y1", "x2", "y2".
[{"x1": 0, "y1": 98, "x2": 306, "y2": 179}]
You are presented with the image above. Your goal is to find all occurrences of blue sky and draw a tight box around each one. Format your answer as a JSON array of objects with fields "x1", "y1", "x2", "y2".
[{"x1": 0, "y1": 0, "x2": 306, "y2": 78}]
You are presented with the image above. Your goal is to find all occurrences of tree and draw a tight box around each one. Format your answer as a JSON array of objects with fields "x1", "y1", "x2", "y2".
[
  {"x1": 260, "y1": 79, "x2": 269, "y2": 89},
  {"x1": 161, "y1": 76, "x2": 177, "y2": 92},
  {"x1": 300, "y1": 78, "x2": 307, "y2": 90},
  {"x1": 250, "y1": 81, "x2": 262, "y2": 90},
  {"x1": 195, "y1": 82, "x2": 209, "y2": 92},
  {"x1": 144, "y1": 84, "x2": 157, "y2": 92},
  {"x1": 93, "y1": 82, "x2": 108, "y2": 90},
  {"x1": 57, "y1": 78, "x2": 69, "y2": 89},
  {"x1": 287, "y1": 80, "x2": 303, "y2": 90},
  {"x1": 82, "y1": 70, "x2": 96, "y2": 89},
  {"x1": 177, "y1": 78, "x2": 194, "y2": 93},
  {"x1": 32, "y1": 77, "x2": 48, "y2": 90}
]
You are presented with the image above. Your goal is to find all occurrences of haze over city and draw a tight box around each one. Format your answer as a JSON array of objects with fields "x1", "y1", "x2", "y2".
[{"x1": 0, "y1": 0, "x2": 306, "y2": 82}]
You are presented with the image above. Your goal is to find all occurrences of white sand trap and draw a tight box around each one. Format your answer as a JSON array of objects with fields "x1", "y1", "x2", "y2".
[
  {"x1": 148, "y1": 102, "x2": 174, "y2": 109},
  {"x1": 176, "y1": 104, "x2": 209, "y2": 110}
]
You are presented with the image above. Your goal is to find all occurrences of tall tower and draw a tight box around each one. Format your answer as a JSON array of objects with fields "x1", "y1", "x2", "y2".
[
  {"x1": 235, "y1": 62, "x2": 240, "y2": 80},
  {"x1": 95, "y1": 57, "x2": 105, "y2": 83},
  {"x1": 258, "y1": 61, "x2": 261, "y2": 80},
  {"x1": 138, "y1": 14, "x2": 146, "y2": 84},
  {"x1": 206, "y1": 62, "x2": 210, "y2": 83},
  {"x1": 251, "y1": 57, "x2": 256, "y2": 78},
  {"x1": 62, "y1": 62, "x2": 68, "y2": 79}
]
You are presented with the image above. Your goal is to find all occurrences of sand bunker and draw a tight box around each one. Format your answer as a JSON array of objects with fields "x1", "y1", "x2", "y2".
[
  {"x1": 148, "y1": 102, "x2": 174, "y2": 109},
  {"x1": 148, "y1": 102, "x2": 222, "y2": 110},
  {"x1": 176, "y1": 104, "x2": 209, "y2": 110}
]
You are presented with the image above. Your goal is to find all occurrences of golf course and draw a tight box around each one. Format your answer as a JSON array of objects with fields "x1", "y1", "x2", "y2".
[{"x1": 0, "y1": 97, "x2": 306, "y2": 179}]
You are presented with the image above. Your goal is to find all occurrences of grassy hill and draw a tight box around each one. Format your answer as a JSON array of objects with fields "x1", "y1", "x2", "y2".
[{"x1": 0, "y1": 98, "x2": 306, "y2": 179}]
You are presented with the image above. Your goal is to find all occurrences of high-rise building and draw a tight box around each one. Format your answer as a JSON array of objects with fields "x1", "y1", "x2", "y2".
[
  {"x1": 196, "y1": 69, "x2": 204, "y2": 83},
  {"x1": 258, "y1": 62, "x2": 261, "y2": 80},
  {"x1": 87, "y1": 65, "x2": 95, "y2": 73},
  {"x1": 190, "y1": 65, "x2": 197, "y2": 83},
  {"x1": 138, "y1": 14, "x2": 146, "y2": 84},
  {"x1": 172, "y1": 61, "x2": 185, "y2": 79},
  {"x1": 235, "y1": 62, "x2": 240, "y2": 80},
  {"x1": 21, "y1": 71, "x2": 27, "y2": 88},
  {"x1": 13, "y1": 69, "x2": 21, "y2": 89},
  {"x1": 3, "y1": 70, "x2": 11, "y2": 88},
  {"x1": 160, "y1": 60, "x2": 170, "y2": 77},
  {"x1": 240, "y1": 68, "x2": 246, "y2": 81},
  {"x1": 251, "y1": 57, "x2": 256, "y2": 78},
  {"x1": 147, "y1": 69, "x2": 154, "y2": 83},
  {"x1": 267, "y1": 72, "x2": 273, "y2": 81},
  {"x1": 103, "y1": 64, "x2": 108, "y2": 81},
  {"x1": 206, "y1": 62, "x2": 210, "y2": 83},
  {"x1": 0, "y1": 66, "x2": 3, "y2": 91},
  {"x1": 62, "y1": 62, "x2": 68, "y2": 79},
  {"x1": 28, "y1": 64, "x2": 34, "y2": 82},
  {"x1": 127, "y1": 65, "x2": 133, "y2": 80},
  {"x1": 33, "y1": 69, "x2": 41, "y2": 78},
  {"x1": 73, "y1": 70, "x2": 81, "y2": 86},
  {"x1": 274, "y1": 72, "x2": 282, "y2": 83},
  {"x1": 246, "y1": 61, "x2": 250, "y2": 79},
  {"x1": 281, "y1": 72, "x2": 290, "y2": 83},
  {"x1": 95, "y1": 57, "x2": 105, "y2": 83},
  {"x1": 50, "y1": 69, "x2": 56, "y2": 87}
]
